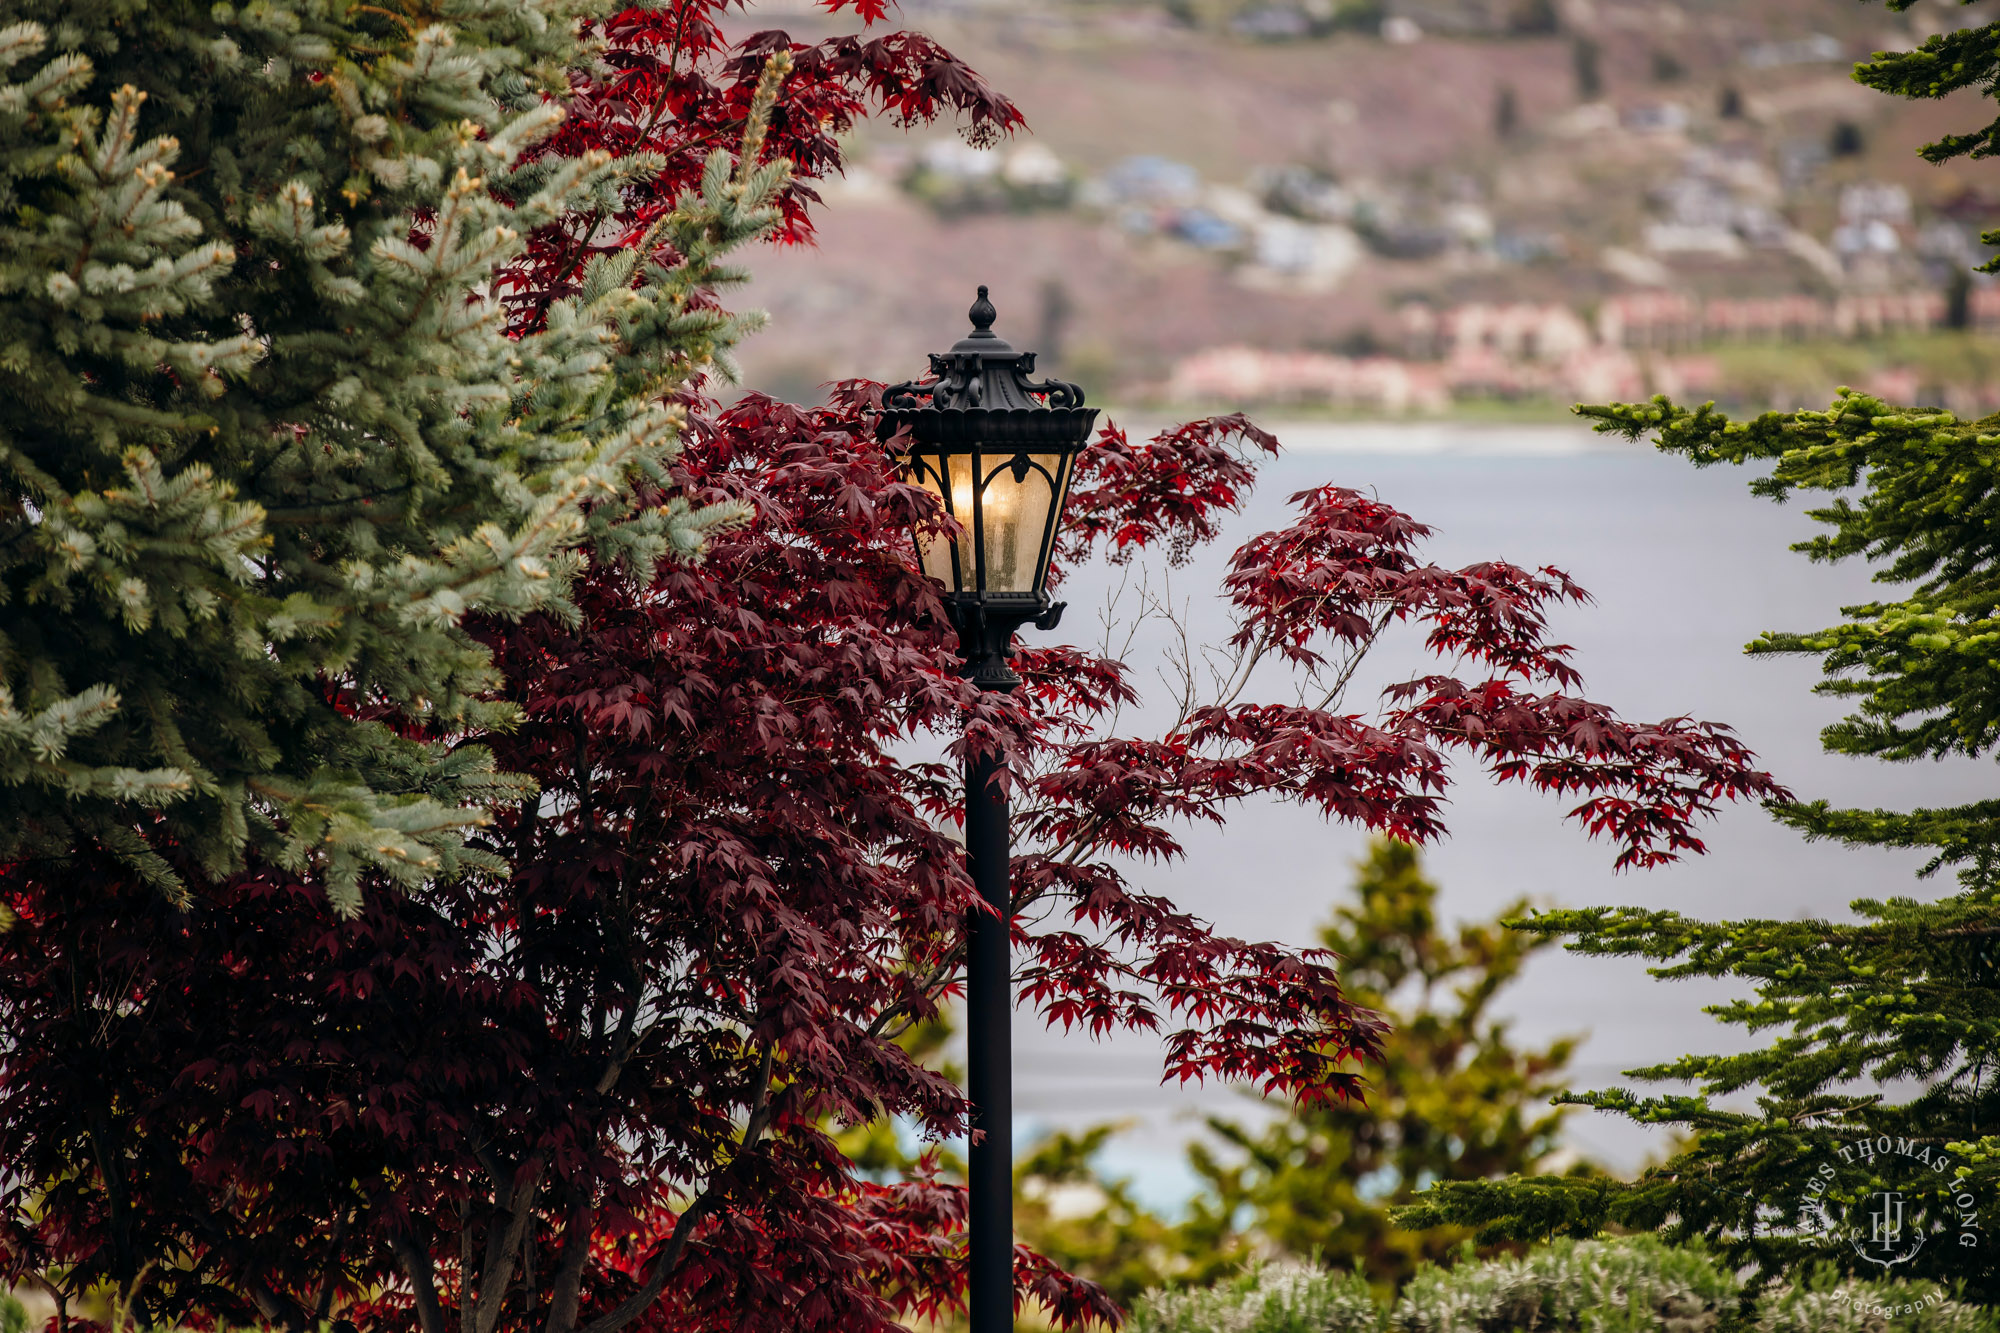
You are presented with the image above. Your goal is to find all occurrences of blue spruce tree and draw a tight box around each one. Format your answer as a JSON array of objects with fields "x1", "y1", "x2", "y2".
[{"x1": 0, "y1": 0, "x2": 781, "y2": 914}]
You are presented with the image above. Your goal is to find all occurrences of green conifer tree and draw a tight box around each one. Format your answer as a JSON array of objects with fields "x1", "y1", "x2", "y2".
[
  {"x1": 1010, "y1": 841, "x2": 1579, "y2": 1302},
  {"x1": 1180, "y1": 839, "x2": 1578, "y2": 1291},
  {"x1": 0, "y1": 0, "x2": 766, "y2": 913},
  {"x1": 1401, "y1": 7, "x2": 2000, "y2": 1296},
  {"x1": 1403, "y1": 391, "x2": 2000, "y2": 1299}
]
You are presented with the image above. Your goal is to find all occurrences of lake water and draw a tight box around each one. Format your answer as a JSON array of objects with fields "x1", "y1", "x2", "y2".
[{"x1": 981, "y1": 418, "x2": 1991, "y2": 1212}]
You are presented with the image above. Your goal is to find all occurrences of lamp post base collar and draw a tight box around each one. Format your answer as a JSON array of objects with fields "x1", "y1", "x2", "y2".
[{"x1": 946, "y1": 595, "x2": 1064, "y2": 690}]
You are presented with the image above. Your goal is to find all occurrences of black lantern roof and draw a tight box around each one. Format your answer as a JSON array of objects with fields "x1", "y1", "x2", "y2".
[{"x1": 878, "y1": 287, "x2": 1097, "y2": 448}]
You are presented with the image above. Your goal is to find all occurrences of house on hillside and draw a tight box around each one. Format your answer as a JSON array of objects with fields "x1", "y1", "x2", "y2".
[
  {"x1": 1834, "y1": 181, "x2": 1912, "y2": 264},
  {"x1": 1440, "y1": 303, "x2": 1593, "y2": 363},
  {"x1": 1596, "y1": 291, "x2": 1701, "y2": 350},
  {"x1": 1168, "y1": 347, "x2": 1451, "y2": 414},
  {"x1": 1701, "y1": 296, "x2": 1831, "y2": 343},
  {"x1": 1383, "y1": 0, "x2": 1551, "y2": 34}
]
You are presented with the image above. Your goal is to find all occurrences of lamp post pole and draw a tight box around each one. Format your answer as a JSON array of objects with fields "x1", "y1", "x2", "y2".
[
  {"x1": 951, "y1": 605, "x2": 1064, "y2": 1333},
  {"x1": 877, "y1": 289, "x2": 1097, "y2": 1333},
  {"x1": 963, "y1": 735, "x2": 1013, "y2": 1333},
  {"x1": 950, "y1": 595, "x2": 1064, "y2": 1333}
]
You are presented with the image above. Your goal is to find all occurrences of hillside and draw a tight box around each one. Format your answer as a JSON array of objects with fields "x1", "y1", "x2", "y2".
[{"x1": 731, "y1": 0, "x2": 2000, "y2": 415}]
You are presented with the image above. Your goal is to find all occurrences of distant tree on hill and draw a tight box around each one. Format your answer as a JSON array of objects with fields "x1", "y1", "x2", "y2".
[
  {"x1": 1572, "y1": 37, "x2": 1602, "y2": 100},
  {"x1": 1508, "y1": 0, "x2": 1559, "y2": 35}
]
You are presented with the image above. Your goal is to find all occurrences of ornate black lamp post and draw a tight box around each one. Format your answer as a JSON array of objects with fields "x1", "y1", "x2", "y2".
[{"x1": 879, "y1": 286, "x2": 1096, "y2": 1333}]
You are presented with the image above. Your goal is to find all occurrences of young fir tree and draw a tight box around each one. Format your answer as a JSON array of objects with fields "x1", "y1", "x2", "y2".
[
  {"x1": 0, "y1": 0, "x2": 762, "y2": 915},
  {"x1": 1178, "y1": 839, "x2": 1578, "y2": 1292},
  {"x1": 1404, "y1": 2, "x2": 2000, "y2": 1298},
  {"x1": 1010, "y1": 840, "x2": 1579, "y2": 1302}
]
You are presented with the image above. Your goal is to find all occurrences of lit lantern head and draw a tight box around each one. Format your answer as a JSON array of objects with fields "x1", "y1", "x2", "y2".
[{"x1": 879, "y1": 287, "x2": 1098, "y2": 685}]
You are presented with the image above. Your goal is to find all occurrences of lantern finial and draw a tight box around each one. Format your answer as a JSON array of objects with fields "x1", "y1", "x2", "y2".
[{"x1": 969, "y1": 285, "x2": 997, "y2": 335}]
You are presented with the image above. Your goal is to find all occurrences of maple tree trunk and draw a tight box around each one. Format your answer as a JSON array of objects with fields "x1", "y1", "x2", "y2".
[
  {"x1": 540, "y1": 1194, "x2": 594, "y2": 1333},
  {"x1": 964, "y1": 746, "x2": 1014, "y2": 1333}
]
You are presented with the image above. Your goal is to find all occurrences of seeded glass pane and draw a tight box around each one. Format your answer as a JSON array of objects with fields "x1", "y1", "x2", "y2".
[
  {"x1": 976, "y1": 453, "x2": 1059, "y2": 593},
  {"x1": 908, "y1": 452, "x2": 977, "y2": 591},
  {"x1": 1042, "y1": 453, "x2": 1074, "y2": 579}
]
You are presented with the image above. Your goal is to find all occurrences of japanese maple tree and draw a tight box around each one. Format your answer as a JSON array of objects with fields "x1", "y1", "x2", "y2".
[{"x1": 0, "y1": 2, "x2": 1788, "y2": 1331}]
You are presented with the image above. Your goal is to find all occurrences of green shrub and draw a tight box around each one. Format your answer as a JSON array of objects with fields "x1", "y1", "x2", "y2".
[
  {"x1": 1129, "y1": 1237, "x2": 1737, "y2": 1333},
  {"x1": 1, "y1": 1293, "x2": 24, "y2": 1333},
  {"x1": 1755, "y1": 1269, "x2": 2000, "y2": 1333},
  {"x1": 1128, "y1": 1237, "x2": 2000, "y2": 1333},
  {"x1": 1391, "y1": 1237, "x2": 1737, "y2": 1333},
  {"x1": 1129, "y1": 1261, "x2": 1382, "y2": 1333}
]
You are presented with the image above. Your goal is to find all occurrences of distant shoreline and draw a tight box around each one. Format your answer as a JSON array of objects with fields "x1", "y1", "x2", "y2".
[
  {"x1": 1120, "y1": 400, "x2": 1587, "y2": 426},
  {"x1": 1100, "y1": 409, "x2": 1626, "y2": 455}
]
